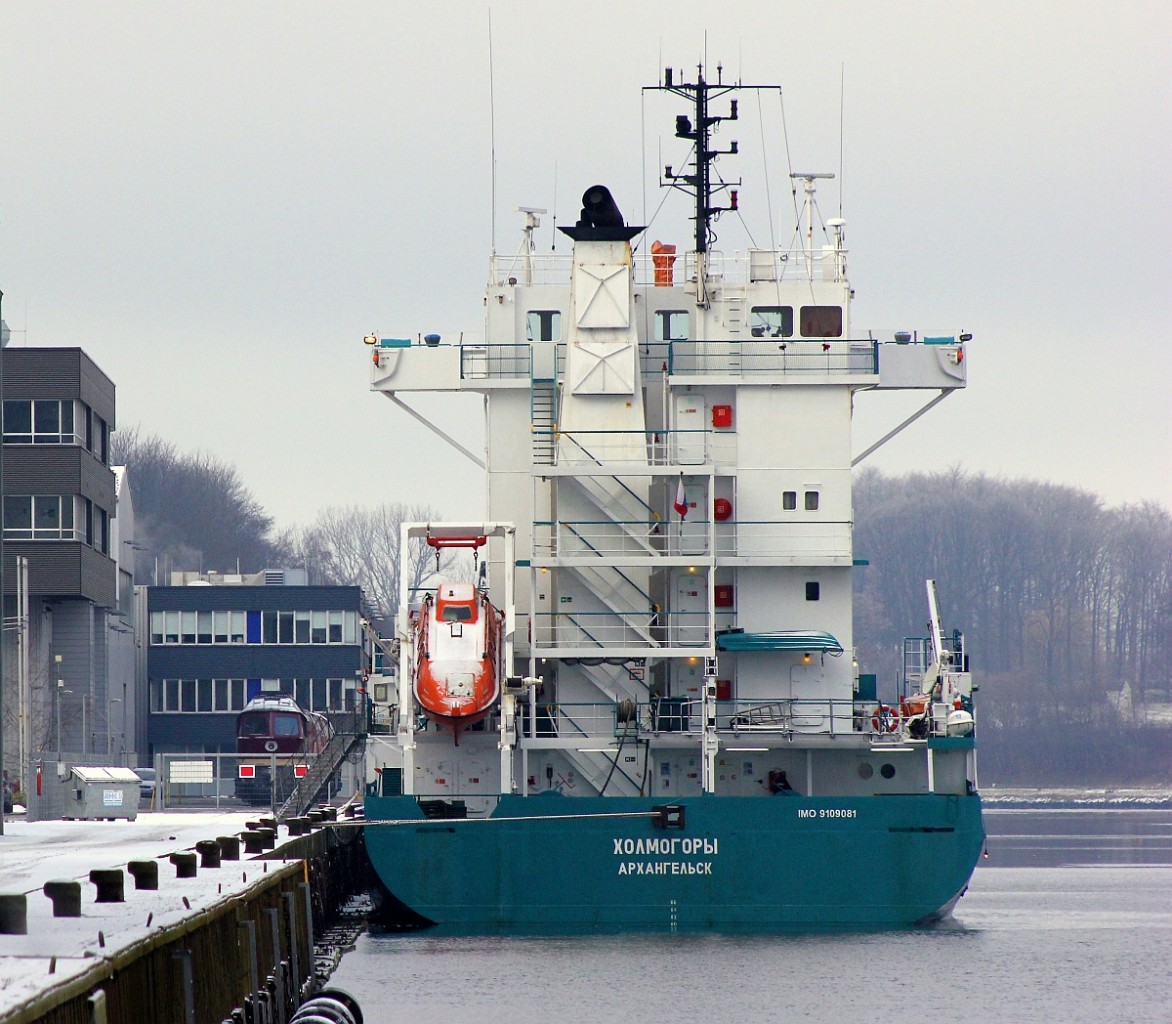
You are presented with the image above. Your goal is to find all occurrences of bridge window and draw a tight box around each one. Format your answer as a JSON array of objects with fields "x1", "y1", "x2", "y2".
[
  {"x1": 750, "y1": 306, "x2": 793, "y2": 338},
  {"x1": 799, "y1": 305, "x2": 842, "y2": 337},
  {"x1": 655, "y1": 310, "x2": 690, "y2": 342},
  {"x1": 526, "y1": 310, "x2": 562, "y2": 341},
  {"x1": 805, "y1": 582, "x2": 820, "y2": 601}
]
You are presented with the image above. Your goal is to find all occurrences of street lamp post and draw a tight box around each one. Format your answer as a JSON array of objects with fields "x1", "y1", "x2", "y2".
[
  {"x1": 107, "y1": 698, "x2": 122, "y2": 756},
  {"x1": 55, "y1": 681, "x2": 70, "y2": 760}
]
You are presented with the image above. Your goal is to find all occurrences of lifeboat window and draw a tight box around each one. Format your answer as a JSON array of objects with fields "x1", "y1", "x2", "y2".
[
  {"x1": 782, "y1": 490, "x2": 797, "y2": 511},
  {"x1": 440, "y1": 604, "x2": 475, "y2": 622},
  {"x1": 655, "y1": 310, "x2": 690, "y2": 342},
  {"x1": 799, "y1": 305, "x2": 842, "y2": 338},
  {"x1": 750, "y1": 306, "x2": 793, "y2": 338},
  {"x1": 526, "y1": 310, "x2": 562, "y2": 342},
  {"x1": 804, "y1": 490, "x2": 820, "y2": 511}
]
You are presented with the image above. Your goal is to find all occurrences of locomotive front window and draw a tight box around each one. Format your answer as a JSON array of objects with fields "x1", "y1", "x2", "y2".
[
  {"x1": 274, "y1": 715, "x2": 302, "y2": 737},
  {"x1": 239, "y1": 715, "x2": 267, "y2": 737}
]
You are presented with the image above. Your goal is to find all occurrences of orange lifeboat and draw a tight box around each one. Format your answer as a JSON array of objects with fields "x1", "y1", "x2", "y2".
[{"x1": 413, "y1": 581, "x2": 504, "y2": 741}]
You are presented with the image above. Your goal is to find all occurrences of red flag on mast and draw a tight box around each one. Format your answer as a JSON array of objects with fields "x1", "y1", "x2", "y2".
[{"x1": 673, "y1": 477, "x2": 688, "y2": 519}]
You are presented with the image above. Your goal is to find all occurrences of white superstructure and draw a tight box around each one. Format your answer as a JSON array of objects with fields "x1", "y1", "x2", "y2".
[{"x1": 365, "y1": 68, "x2": 973, "y2": 809}]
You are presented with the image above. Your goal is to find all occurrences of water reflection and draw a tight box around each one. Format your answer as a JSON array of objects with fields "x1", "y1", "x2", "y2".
[{"x1": 982, "y1": 808, "x2": 1172, "y2": 867}]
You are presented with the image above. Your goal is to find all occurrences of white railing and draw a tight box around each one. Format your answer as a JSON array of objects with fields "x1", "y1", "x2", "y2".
[
  {"x1": 531, "y1": 612, "x2": 709, "y2": 650},
  {"x1": 531, "y1": 519, "x2": 852, "y2": 560},
  {"x1": 512, "y1": 698, "x2": 926, "y2": 742},
  {"x1": 489, "y1": 248, "x2": 851, "y2": 288}
]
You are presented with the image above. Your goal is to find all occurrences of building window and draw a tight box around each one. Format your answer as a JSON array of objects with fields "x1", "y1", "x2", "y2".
[
  {"x1": 294, "y1": 611, "x2": 311, "y2": 644},
  {"x1": 153, "y1": 677, "x2": 252, "y2": 712},
  {"x1": 3, "y1": 495, "x2": 77, "y2": 540},
  {"x1": 2, "y1": 399, "x2": 85, "y2": 446},
  {"x1": 78, "y1": 497, "x2": 90, "y2": 545},
  {"x1": 750, "y1": 306, "x2": 794, "y2": 339},
  {"x1": 805, "y1": 581, "x2": 820, "y2": 601},
  {"x1": 150, "y1": 609, "x2": 359, "y2": 645},
  {"x1": 655, "y1": 310, "x2": 690, "y2": 342},
  {"x1": 799, "y1": 305, "x2": 843, "y2": 338},
  {"x1": 804, "y1": 490, "x2": 820, "y2": 511},
  {"x1": 782, "y1": 491, "x2": 797, "y2": 511},
  {"x1": 95, "y1": 507, "x2": 109, "y2": 554},
  {"x1": 526, "y1": 310, "x2": 562, "y2": 342}
]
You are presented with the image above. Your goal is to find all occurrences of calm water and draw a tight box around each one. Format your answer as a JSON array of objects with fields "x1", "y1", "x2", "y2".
[{"x1": 332, "y1": 809, "x2": 1172, "y2": 1024}]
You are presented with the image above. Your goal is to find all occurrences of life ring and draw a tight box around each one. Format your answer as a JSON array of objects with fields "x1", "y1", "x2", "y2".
[{"x1": 871, "y1": 704, "x2": 899, "y2": 733}]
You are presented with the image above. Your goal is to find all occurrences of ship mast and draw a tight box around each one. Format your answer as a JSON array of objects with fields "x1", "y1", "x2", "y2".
[{"x1": 648, "y1": 64, "x2": 743, "y2": 255}]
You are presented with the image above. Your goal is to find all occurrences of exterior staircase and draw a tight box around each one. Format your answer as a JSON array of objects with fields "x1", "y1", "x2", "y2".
[{"x1": 277, "y1": 713, "x2": 367, "y2": 821}]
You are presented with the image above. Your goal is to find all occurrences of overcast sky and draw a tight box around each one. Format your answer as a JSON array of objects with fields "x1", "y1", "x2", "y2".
[{"x1": 2, "y1": 1, "x2": 1169, "y2": 530}]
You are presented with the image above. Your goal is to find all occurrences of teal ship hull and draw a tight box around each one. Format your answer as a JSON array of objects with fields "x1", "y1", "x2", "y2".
[{"x1": 364, "y1": 791, "x2": 985, "y2": 932}]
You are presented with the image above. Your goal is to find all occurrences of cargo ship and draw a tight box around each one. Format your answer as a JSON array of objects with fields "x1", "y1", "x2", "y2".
[{"x1": 362, "y1": 65, "x2": 983, "y2": 931}]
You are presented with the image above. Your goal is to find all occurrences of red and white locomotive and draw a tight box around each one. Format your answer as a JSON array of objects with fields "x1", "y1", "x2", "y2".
[{"x1": 236, "y1": 696, "x2": 333, "y2": 804}]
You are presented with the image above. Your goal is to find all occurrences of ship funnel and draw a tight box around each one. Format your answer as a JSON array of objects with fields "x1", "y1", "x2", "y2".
[
  {"x1": 559, "y1": 184, "x2": 643, "y2": 242},
  {"x1": 578, "y1": 185, "x2": 625, "y2": 229}
]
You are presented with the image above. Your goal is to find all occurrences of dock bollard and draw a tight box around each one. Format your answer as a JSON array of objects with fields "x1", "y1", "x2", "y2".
[
  {"x1": 89, "y1": 869, "x2": 126, "y2": 903},
  {"x1": 287, "y1": 818, "x2": 305, "y2": 836},
  {"x1": 195, "y1": 840, "x2": 222, "y2": 868},
  {"x1": 242, "y1": 831, "x2": 267, "y2": 855},
  {"x1": 290, "y1": 987, "x2": 364, "y2": 1024},
  {"x1": 43, "y1": 880, "x2": 83, "y2": 917},
  {"x1": 256, "y1": 827, "x2": 277, "y2": 851},
  {"x1": 258, "y1": 817, "x2": 277, "y2": 832},
  {"x1": 170, "y1": 852, "x2": 198, "y2": 878},
  {"x1": 318, "y1": 806, "x2": 338, "y2": 822},
  {"x1": 0, "y1": 895, "x2": 28, "y2": 935},
  {"x1": 217, "y1": 835, "x2": 242, "y2": 861},
  {"x1": 305, "y1": 811, "x2": 324, "y2": 827},
  {"x1": 128, "y1": 860, "x2": 159, "y2": 890}
]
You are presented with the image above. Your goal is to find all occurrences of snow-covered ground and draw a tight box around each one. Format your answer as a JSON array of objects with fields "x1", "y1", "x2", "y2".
[{"x1": 0, "y1": 811, "x2": 279, "y2": 1014}]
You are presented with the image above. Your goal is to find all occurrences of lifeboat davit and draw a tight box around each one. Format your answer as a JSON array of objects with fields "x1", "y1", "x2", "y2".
[{"x1": 413, "y1": 581, "x2": 504, "y2": 741}]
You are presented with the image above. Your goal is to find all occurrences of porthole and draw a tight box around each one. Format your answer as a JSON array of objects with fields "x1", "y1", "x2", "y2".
[
  {"x1": 857, "y1": 762, "x2": 874, "y2": 780},
  {"x1": 880, "y1": 763, "x2": 896, "y2": 779}
]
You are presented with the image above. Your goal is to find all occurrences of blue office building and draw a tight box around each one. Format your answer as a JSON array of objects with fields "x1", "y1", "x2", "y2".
[{"x1": 146, "y1": 571, "x2": 367, "y2": 758}]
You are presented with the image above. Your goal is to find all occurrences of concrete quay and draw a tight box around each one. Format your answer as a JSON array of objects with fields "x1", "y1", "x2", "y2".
[{"x1": 0, "y1": 810, "x2": 365, "y2": 1024}]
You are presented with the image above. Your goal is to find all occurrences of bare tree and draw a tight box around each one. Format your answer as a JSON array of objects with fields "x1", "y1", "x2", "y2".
[
  {"x1": 112, "y1": 426, "x2": 275, "y2": 579},
  {"x1": 274, "y1": 503, "x2": 467, "y2": 624}
]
